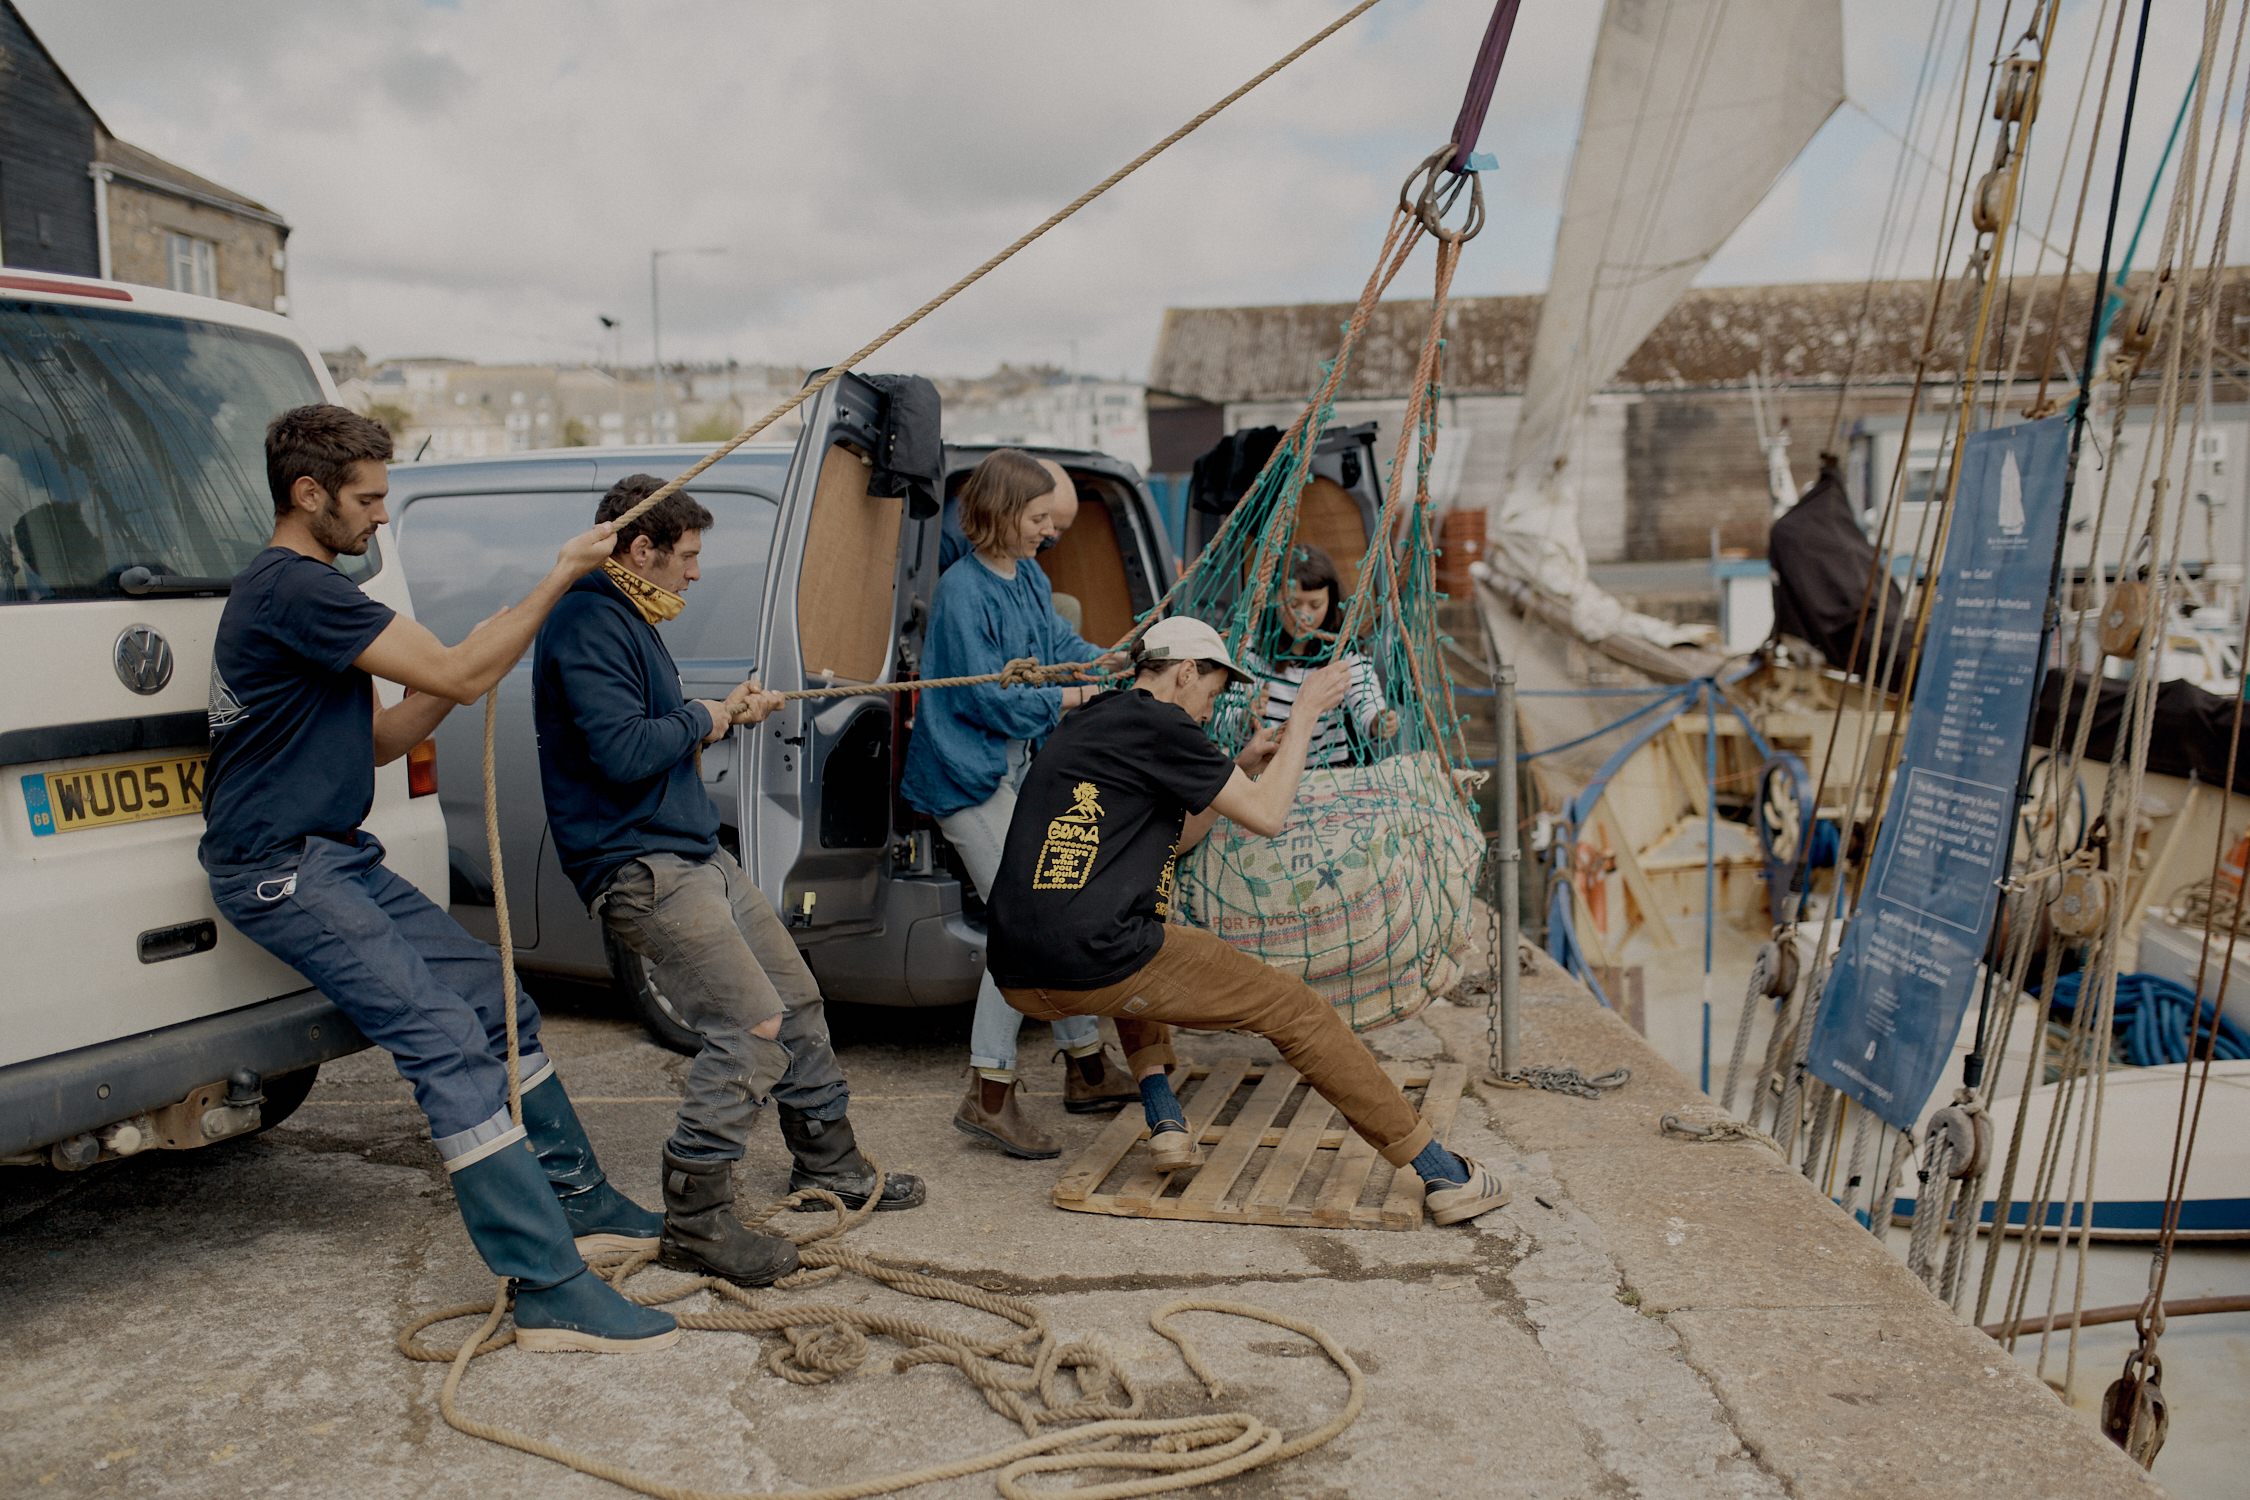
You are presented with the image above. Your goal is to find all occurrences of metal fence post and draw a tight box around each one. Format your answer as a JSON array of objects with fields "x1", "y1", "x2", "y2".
[{"x1": 1496, "y1": 662, "x2": 1521, "y2": 1072}]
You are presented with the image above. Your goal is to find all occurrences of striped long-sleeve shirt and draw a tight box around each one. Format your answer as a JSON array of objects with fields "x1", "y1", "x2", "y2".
[{"x1": 1239, "y1": 650, "x2": 1389, "y2": 768}]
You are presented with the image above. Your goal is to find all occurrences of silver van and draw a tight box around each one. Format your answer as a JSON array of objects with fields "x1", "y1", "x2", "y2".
[{"x1": 387, "y1": 376, "x2": 1181, "y2": 1048}]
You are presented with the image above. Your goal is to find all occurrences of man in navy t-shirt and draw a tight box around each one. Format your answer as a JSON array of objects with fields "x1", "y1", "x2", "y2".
[{"x1": 201, "y1": 404, "x2": 675, "y2": 1354}]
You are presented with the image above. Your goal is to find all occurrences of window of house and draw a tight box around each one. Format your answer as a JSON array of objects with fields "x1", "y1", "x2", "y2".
[{"x1": 165, "y1": 233, "x2": 217, "y2": 298}]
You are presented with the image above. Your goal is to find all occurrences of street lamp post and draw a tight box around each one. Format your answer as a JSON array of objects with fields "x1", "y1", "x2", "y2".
[
  {"x1": 598, "y1": 315, "x2": 623, "y2": 442},
  {"x1": 650, "y1": 246, "x2": 726, "y2": 438}
]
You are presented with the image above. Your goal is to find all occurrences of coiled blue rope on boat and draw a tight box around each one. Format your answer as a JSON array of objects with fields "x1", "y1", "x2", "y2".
[{"x1": 2046, "y1": 970, "x2": 2250, "y2": 1066}]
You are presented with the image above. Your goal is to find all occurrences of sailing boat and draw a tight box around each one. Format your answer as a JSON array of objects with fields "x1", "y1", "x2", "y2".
[
  {"x1": 1483, "y1": 0, "x2": 1844, "y2": 655},
  {"x1": 1467, "y1": 0, "x2": 2250, "y2": 1482}
]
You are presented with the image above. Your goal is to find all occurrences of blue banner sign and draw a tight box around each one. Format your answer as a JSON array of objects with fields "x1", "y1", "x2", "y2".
[{"x1": 1808, "y1": 416, "x2": 2070, "y2": 1130}]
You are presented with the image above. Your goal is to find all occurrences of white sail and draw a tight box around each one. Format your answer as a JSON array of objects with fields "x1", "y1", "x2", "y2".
[{"x1": 1491, "y1": 0, "x2": 1844, "y2": 646}]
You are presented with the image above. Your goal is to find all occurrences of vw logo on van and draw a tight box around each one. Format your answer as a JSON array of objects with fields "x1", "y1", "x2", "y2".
[{"x1": 114, "y1": 625, "x2": 175, "y2": 696}]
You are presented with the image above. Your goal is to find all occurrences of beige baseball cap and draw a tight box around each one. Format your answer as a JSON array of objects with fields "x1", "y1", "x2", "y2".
[{"x1": 1132, "y1": 616, "x2": 1253, "y2": 685}]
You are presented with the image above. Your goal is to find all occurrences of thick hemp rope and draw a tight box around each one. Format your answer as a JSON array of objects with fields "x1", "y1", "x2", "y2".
[
  {"x1": 399, "y1": 1175, "x2": 1366, "y2": 1500},
  {"x1": 601, "y1": 0, "x2": 1389, "y2": 540},
  {"x1": 428, "y1": 5, "x2": 1403, "y2": 1494}
]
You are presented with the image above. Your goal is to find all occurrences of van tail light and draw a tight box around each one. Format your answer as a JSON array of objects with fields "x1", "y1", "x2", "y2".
[{"x1": 407, "y1": 738, "x2": 439, "y2": 797}]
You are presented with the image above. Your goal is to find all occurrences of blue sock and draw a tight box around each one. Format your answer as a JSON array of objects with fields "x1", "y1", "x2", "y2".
[
  {"x1": 1138, "y1": 1073, "x2": 1184, "y2": 1132},
  {"x1": 1412, "y1": 1139, "x2": 1471, "y2": 1187}
]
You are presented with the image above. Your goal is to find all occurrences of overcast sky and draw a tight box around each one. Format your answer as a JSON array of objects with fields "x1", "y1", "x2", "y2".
[{"x1": 19, "y1": 1, "x2": 2232, "y2": 377}]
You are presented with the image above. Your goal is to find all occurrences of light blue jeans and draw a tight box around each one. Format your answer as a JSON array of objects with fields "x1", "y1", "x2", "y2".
[{"x1": 939, "y1": 740, "x2": 1098, "y2": 1074}]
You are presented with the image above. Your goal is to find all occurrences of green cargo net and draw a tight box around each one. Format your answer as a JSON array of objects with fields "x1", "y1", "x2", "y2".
[{"x1": 1166, "y1": 211, "x2": 1481, "y2": 1032}]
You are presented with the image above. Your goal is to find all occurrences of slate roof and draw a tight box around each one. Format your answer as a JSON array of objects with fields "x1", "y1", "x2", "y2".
[
  {"x1": 1148, "y1": 268, "x2": 2250, "y2": 403},
  {"x1": 95, "y1": 132, "x2": 286, "y2": 227}
]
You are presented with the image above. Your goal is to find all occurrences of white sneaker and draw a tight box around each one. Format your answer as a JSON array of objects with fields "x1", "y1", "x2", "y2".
[
  {"x1": 1424, "y1": 1153, "x2": 1510, "y2": 1225},
  {"x1": 1148, "y1": 1125, "x2": 1204, "y2": 1174}
]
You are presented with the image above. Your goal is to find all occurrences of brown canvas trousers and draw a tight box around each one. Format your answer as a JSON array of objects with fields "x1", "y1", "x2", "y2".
[{"x1": 1001, "y1": 925, "x2": 1432, "y2": 1167}]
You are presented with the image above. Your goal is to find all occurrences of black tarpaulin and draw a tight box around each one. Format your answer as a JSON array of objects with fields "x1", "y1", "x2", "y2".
[
  {"x1": 1767, "y1": 458, "x2": 1910, "y2": 691},
  {"x1": 2033, "y1": 671, "x2": 2250, "y2": 794},
  {"x1": 1188, "y1": 426, "x2": 1282, "y2": 516}
]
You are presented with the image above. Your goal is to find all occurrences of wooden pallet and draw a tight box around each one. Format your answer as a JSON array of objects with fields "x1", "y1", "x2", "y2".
[{"x1": 1050, "y1": 1060, "x2": 1467, "y2": 1231}]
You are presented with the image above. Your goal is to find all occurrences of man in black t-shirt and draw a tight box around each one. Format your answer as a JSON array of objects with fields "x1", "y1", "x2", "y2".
[
  {"x1": 989, "y1": 617, "x2": 1511, "y2": 1226},
  {"x1": 202, "y1": 404, "x2": 675, "y2": 1353}
]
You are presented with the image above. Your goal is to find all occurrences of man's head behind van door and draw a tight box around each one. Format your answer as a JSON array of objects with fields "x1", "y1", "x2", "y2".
[
  {"x1": 598, "y1": 474, "x2": 715, "y2": 595},
  {"x1": 266, "y1": 403, "x2": 393, "y2": 556},
  {"x1": 1034, "y1": 458, "x2": 1078, "y2": 552}
]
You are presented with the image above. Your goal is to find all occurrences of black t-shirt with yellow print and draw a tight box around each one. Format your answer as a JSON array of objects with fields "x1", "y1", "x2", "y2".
[{"x1": 987, "y1": 687, "x2": 1236, "y2": 990}]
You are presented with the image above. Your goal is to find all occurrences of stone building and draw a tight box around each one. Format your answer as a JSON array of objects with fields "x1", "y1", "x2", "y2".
[
  {"x1": 0, "y1": 2, "x2": 288, "y2": 310},
  {"x1": 92, "y1": 132, "x2": 288, "y2": 311},
  {"x1": 1147, "y1": 270, "x2": 2250, "y2": 582}
]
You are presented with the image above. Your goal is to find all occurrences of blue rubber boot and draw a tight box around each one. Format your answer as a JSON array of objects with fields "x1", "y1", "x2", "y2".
[
  {"x1": 518, "y1": 1070, "x2": 664, "y2": 1255},
  {"x1": 449, "y1": 1135, "x2": 679, "y2": 1354}
]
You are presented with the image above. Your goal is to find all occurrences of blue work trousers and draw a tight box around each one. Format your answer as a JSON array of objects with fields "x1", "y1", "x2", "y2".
[{"x1": 209, "y1": 831, "x2": 547, "y2": 1168}]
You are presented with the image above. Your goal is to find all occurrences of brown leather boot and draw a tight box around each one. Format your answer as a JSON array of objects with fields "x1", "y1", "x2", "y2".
[
  {"x1": 952, "y1": 1071, "x2": 1060, "y2": 1160},
  {"x1": 1059, "y1": 1044, "x2": 1138, "y2": 1114}
]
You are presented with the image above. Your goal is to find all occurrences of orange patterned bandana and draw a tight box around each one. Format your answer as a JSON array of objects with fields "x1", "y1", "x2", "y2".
[{"x1": 602, "y1": 558, "x2": 685, "y2": 625}]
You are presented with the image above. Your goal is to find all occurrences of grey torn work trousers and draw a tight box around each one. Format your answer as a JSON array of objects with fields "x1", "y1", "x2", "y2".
[{"x1": 596, "y1": 848, "x2": 849, "y2": 1161}]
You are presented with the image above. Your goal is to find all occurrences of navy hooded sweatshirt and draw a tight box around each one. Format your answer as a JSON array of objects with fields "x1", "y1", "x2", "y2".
[{"x1": 533, "y1": 570, "x2": 720, "y2": 905}]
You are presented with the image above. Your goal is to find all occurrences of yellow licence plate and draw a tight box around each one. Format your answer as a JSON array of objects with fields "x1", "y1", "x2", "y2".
[{"x1": 22, "y1": 753, "x2": 207, "y2": 837}]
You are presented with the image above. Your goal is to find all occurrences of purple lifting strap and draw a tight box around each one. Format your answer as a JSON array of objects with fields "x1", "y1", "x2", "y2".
[{"x1": 1447, "y1": 0, "x2": 1524, "y2": 174}]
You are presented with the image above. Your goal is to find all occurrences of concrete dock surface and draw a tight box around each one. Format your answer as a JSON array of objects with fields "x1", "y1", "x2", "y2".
[{"x1": 1, "y1": 957, "x2": 2167, "y2": 1499}]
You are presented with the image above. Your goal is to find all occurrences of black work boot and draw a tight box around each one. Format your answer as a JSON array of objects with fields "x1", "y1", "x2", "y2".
[
  {"x1": 778, "y1": 1108, "x2": 927, "y2": 1212},
  {"x1": 658, "y1": 1149, "x2": 801, "y2": 1286}
]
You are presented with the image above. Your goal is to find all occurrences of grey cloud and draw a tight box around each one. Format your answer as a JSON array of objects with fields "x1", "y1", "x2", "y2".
[
  {"x1": 20, "y1": 0, "x2": 2231, "y2": 383},
  {"x1": 378, "y1": 46, "x2": 471, "y2": 111}
]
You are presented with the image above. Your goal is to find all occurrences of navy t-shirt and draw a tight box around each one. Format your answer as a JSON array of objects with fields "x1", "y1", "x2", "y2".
[
  {"x1": 986, "y1": 689, "x2": 1236, "y2": 990},
  {"x1": 198, "y1": 547, "x2": 396, "y2": 874}
]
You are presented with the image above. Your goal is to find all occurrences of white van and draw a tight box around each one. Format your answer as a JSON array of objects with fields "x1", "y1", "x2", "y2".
[{"x1": 0, "y1": 271, "x2": 443, "y2": 1169}]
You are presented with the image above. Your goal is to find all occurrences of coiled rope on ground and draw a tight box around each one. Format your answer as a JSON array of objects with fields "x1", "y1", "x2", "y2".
[{"x1": 399, "y1": 1172, "x2": 1365, "y2": 1500}]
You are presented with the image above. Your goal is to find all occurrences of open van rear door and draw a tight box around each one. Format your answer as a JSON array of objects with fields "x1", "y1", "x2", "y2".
[{"x1": 739, "y1": 372, "x2": 940, "y2": 1001}]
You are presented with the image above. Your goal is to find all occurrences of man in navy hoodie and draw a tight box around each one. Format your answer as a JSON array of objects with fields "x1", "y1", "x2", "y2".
[{"x1": 533, "y1": 474, "x2": 926, "y2": 1287}]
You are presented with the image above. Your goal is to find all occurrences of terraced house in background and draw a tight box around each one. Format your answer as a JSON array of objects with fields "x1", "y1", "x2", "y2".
[{"x1": 0, "y1": 0, "x2": 288, "y2": 312}]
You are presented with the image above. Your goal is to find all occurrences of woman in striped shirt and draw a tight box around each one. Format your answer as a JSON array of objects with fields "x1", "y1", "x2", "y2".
[{"x1": 1241, "y1": 543, "x2": 1398, "y2": 767}]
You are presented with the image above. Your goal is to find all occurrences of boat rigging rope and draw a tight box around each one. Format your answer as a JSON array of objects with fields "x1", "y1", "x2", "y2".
[
  {"x1": 1969, "y1": 0, "x2": 2250, "y2": 1404},
  {"x1": 1993, "y1": 0, "x2": 2117, "y2": 418},
  {"x1": 1766, "y1": 0, "x2": 2007, "y2": 1113},
  {"x1": 1769, "y1": 0, "x2": 2025, "y2": 1156},
  {"x1": 2108, "y1": 0, "x2": 2250, "y2": 1454},
  {"x1": 1978, "y1": 0, "x2": 2177, "y2": 1347},
  {"x1": 2043, "y1": 0, "x2": 2249, "y2": 1407},
  {"x1": 2022, "y1": 0, "x2": 2134, "y2": 418}
]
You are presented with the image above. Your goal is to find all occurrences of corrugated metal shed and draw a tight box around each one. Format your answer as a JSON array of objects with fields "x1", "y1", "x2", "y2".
[{"x1": 1149, "y1": 269, "x2": 2250, "y2": 404}]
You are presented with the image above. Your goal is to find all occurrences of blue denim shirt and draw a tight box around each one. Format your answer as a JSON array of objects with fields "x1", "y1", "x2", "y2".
[{"x1": 900, "y1": 553, "x2": 1101, "y2": 818}]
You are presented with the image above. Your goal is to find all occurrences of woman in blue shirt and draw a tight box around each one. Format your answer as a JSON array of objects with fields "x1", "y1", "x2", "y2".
[{"x1": 901, "y1": 450, "x2": 1137, "y2": 1158}]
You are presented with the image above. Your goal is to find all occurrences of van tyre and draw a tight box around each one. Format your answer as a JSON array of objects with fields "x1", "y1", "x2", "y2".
[{"x1": 604, "y1": 930, "x2": 701, "y2": 1055}]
